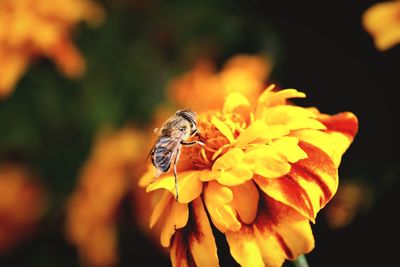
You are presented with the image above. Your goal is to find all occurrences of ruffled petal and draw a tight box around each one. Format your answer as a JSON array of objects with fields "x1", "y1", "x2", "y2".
[
  {"x1": 255, "y1": 86, "x2": 306, "y2": 119},
  {"x1": 271, "y1": 136, "x2": 308, "y2": 163},
  {"x1": 171, "y1": 197, "x2": 219, "y2": 267},
  {"x1": 226, "y1": 195, "x2": 314, "y2": 267},
  {"x1": 256, "y1": 141, "x2": 338, "y2": 222},
  {"x1": 235, "y1": 120, "x2": 289, "y2": 148},
  {"x1": 262, "y1": 105, "x2": 326, "y2": 131},
  {"x1": 223, "y1": 92, "x2": 251, "y2": 113},
  {"x1": 231, "y1": 180, "x2": 259, "y2": 224},
  {"x1": 211, "y1": 117, "x2": 235, "y2": 143},
  {"x1": 244, "y1": 146, "x2": 290, "y2": 178},
  {"x1": 160, "y1": 200, "x2": 189, "y2": 247},
  {"x1": 211, "y1": 148, "x2": 253, "y2": 186},
  {"x1": 292, "y1": 112, "x2": 358, "y2": 167},
  {"x1": 146, "y1": 171, "x2": 203, "y2": 203},
  {"x1": 204, "y1": 181, "x2": 241, "y2": 232}
]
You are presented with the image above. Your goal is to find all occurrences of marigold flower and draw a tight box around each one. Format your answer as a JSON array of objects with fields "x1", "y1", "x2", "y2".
[
  {"x1": 167, "y1": 54, "x2": 271, "y2": 111},
  {"x1": 0, "y1": 163, "x2": 46, "y2": 254},
  {"x1": 66, "y1": 127, "x2": 146, "y2": 267},
  {"x1": 362, "y1": 0, "x2": 400, "y2": 51},
  {"x1": 0, "y1": 0, "x2": 104, "y2": 98},
  {"x1": 140, "y1": 85, "x2": 358, "y2": 267}
]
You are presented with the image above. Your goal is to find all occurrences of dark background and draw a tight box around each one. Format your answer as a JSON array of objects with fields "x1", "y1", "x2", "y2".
[{"x1": 1, "y1": 0, "x2": 399, "y2": 266}]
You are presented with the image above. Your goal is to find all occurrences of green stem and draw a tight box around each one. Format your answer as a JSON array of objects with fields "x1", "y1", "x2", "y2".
[{"x1": 293, "y1": 255, "x2": 310, "y2": 267}]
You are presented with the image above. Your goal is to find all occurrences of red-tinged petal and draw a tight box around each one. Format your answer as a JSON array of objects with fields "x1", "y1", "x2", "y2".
[
  {"x1": 160, "y1": 199, "x2": 189, "y2": 247},
  {"x1": 254, "y1": 175, "x2": 316, "y2": 222},
  {"x1": 291, "y1": 113, "x2": 357, "y2": 167},
  {"x1": 146, "y1": 171, "x2": 203, "y2": 203},
  {"x1": 260, "y1": 196, "x2": 315, "y2": 260},
  {"x1": 231, "y1": 180, "x2": 259, "y2": 224},
  {"x1": 255, "y1": 141, "x2": 337, "y2": 221},
  {"x1": 226, "y1": 194, "x2": 314, "y2": 267},
  {"x1": 171, "y1": 197, "x2": 219, "y2": 267},
  {"x1": 317, "y1": 112, "x2": 358, "y2": 140},
  {"x1": 204, "y1": 181, "x2": 241, "y2": 232}
]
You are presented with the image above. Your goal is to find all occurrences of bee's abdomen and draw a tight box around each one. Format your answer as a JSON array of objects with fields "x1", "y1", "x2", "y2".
[{"x1": 153, "y1": 137, "x2": 175, "y2": 173}]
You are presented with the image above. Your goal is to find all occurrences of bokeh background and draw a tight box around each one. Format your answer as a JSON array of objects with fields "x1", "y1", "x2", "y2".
[{"x1": 1, "y1": 0, "x2": 399, "y2": 266}]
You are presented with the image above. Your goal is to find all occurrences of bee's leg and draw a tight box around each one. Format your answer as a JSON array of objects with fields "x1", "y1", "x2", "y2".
[
  {"x1": 173, "y1": 148, "x2": 181, "y2": 201},
  {"x1": 181, "y1": 140, "x2": 205, "y2": 146}
]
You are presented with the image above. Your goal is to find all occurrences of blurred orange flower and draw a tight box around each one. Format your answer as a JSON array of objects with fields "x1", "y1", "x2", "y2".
[
  {"x1": 65, "y1": 127, "x2": 146, "y2": 267},
  {"x1": 140, "y1": 85, "x2": 358, "y2": 267},
  {"x1": 363, "y1": 0, "x2": 400, "y2": 51},
  {"x1": 324, "y1": 180, "x2": 373, "y2": 229},
  {"x1": 0, "y1": 0, "x2": 104, "y2": 98},
  {"x1": 0, "y1": 163, "x2": 46, "y2": 254},
  {"x1": 167, "y1": 54, "x2": 271, "y2": 112}
]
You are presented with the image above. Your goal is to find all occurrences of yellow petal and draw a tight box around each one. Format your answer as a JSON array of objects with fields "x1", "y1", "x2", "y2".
[
  {"x1": 271, "y1": 136, "x2": 308, "y2": 163},
  {"x1": 255, "y1": 87, "x2": 306, "y2": 119},
  {"x1": 262, "y1": 105, "x2": 326, "y2": 130},
  {"x1": 244, "y1": 146, "x2": 291, "y2": 178},
  {"x1": 235, "y1": 120, "x2": 288, "y2": 148},
  {"x1": 223, "y1": 92, "x2": 251, "y2": 114},
  {"x1": 204, "y1": 181, "x2": 241, "y2": 232},
  {"x1": 160, "y1": 200, "x2": 189, "y2": 247},
  {"x1": 212, "y1": 148, "x2": 253, "y2": 186},
  {"x1": 231, "y1": 180, "x2": 259, "y2": 224},
  {"x1": 211, "y1": 116, "x2": 235, "y2": 143},
  {"x1": 171, "y1": 197, "x2": 219, "y2": 267},
  {"x1": 146, "y1": 171, "x2": 203, "y2": 203}
]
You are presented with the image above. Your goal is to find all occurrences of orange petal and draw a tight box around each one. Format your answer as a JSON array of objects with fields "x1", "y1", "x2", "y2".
[
  {"x1": 146, "y1": 171, "x2": 203, "y2": 203},
  {"x1": 231, "y1": 180, "x2": 259, "y2": 224},
  {"x1": 0, "y1": 52, "x2": 28, "y2": 98},
  {"x1": 362, "y1": 1, "x2": 400, "y2": 50},
  {"x1": 149, "y1": 190, "x2": 173, "y2": 228},
  {"x1": 160, "y1": 199, "x2": 189, "y2": 247},
  {"x1": 226, "y1": 194, "x2": 314, "y2": 266},
  {"x1": 48, "y1": 39, "x2": 86, "y2": 78},
  {"x1": 204, "y1": 181, "x2": 241, "y2": 232},
  {"x1": 171, "y1": 197, "x2": 219, "y2": 267}
]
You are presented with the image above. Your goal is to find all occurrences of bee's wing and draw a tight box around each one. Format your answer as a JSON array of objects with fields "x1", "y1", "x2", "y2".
[{"x1": 152, "y1": 136, "x2": 180, "y2": 175}]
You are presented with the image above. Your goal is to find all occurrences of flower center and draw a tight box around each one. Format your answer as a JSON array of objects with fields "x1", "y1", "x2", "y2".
[{"x1": 179, "y1": 112, "x2": 248, "y2": 171}]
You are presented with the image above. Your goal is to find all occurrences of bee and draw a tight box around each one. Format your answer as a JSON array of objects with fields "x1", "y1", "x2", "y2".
[{"x1": 150, "y1": 109, "x2": 204, "y2": 200}]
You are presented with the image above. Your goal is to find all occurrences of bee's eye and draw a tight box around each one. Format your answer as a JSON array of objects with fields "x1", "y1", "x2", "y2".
[{"x1": 179, "y1": 126, "x2": 187, "y2": 132}]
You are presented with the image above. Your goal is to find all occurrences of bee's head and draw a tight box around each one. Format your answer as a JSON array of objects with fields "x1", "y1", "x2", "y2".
[{"x1": 176, "y1": 109, "x2": 197, "y2": 129}]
